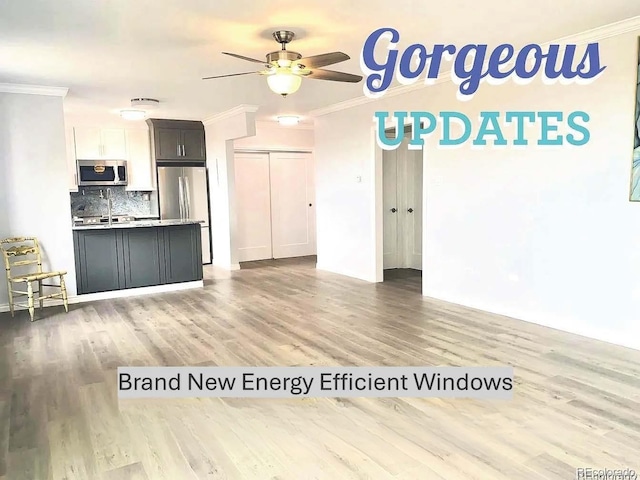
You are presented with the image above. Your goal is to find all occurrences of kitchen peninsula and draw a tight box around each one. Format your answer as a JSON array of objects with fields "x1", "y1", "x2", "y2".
[{"x1": 72, "y1": 220, "x2": 203, "y2": 295}]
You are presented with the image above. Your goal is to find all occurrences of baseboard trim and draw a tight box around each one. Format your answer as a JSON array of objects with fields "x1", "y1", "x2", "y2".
[
  {"x1": 0, "y1": 280, "x2": 204, "y2": 313},
  {"x1": 315, "y1": 263, "x2": 376, "y2": 283},
  {"x1": 211, "y1": 261, "x2": 241, "y2": 271},
  {"x1": 422, "y1": 288, "x2": 640, "y2": 352}
]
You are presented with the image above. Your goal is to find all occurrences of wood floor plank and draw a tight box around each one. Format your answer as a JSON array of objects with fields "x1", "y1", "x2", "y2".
[
  {"x1": 0, "y1": 396, "x2": 9, "y2": 477},
  {"x1": 8, "y1": 376, "x2": 45, "y2": 452},
  {"x1": 102, "y1": 462, "x2": 149, "y2": 480},
  {"x1": 78, "y1": 381, "x2": 137, "y2": 473},
  {"x1": 48, "y1": 415, "x2": 97, "y2": 480},
  {"x1": 6, "y1": 447, "x2": 50, "y2": 480},
  {"x1": 0, "y1": 258, "x2": 639, "y2": 479}
]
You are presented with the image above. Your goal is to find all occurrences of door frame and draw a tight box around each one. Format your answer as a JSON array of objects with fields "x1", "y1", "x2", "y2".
[
  {"x1": 232, "y1": 149, "x2": 316, "y2": 263},
  {"x1": 373, "y1": 121, "x2": 427, "y2": 289}
]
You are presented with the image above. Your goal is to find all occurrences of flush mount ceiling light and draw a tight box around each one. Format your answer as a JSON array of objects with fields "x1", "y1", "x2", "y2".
[
  {"x1": 277, "y1": 115, "x2": 300, "y2": 126},
  {"x1": 202, "y1": 30, "x2": 363, "y2": 97},
  {"x1": 119, "y1": 98, "x2": 159, "y2": 120},
  {"x1": 130, "y1": 98, "x2": 159, "y2": 109},
  {"x1": 120, "y1": 109, "x2": 147, "y2": 121}
]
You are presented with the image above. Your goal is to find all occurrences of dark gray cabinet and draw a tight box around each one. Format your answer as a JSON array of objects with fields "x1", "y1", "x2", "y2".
[
  {"x1": 147, "y1": 119, "x2": 206, "y2": 161},
  {"x1": 120, "y1": 228, "x2": 163, "y2": 288},
  {"x1": 73, "y1": 229, "x2": 121, "y2": 294},
  {"x1": 73, "y1": 224, "x2": 203, "y2": 295},
  {"x1": 181, "y1": 129, "x2": 205, "y2": 159},
  {"x1": 156, "y1": 128, "x2": 182, "y2": 160},
  {"x1": 163, "y1": 225, "x2": 202, "y2": 284}
]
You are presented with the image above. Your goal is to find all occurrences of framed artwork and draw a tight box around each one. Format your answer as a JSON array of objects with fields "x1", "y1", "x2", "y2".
[{"x1": 630, "y1": 38, "x2": 640, "y2": 200}]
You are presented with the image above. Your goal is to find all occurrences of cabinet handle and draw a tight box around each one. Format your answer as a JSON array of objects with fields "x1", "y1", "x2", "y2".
[
  {"x1": 177, "y1": 144, "x2": 181, "y2": 157},
  {"x1": 181, "y1": 144, "x2": 185, "y2": 157}
]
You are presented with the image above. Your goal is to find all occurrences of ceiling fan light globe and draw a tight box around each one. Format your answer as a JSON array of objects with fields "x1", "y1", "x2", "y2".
[{"x1": 267, "y1": 71, "x2": 302, "y2": 96}]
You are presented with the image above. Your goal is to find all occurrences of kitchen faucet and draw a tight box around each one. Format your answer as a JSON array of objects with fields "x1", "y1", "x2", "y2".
[{"x1": 106, "y1": 188, "x2": 113, "y2": 226}]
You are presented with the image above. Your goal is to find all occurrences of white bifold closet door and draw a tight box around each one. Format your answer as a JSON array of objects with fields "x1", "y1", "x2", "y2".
[
  {"x1": 235, "y1": 153, "x2": 273, "y2": 262},
  {"x1": 235, "y1": 152, "x2": 316, "y2": 262},
  {"x1": 383, "y1": 135, "x2": 423, "y2": 270}
]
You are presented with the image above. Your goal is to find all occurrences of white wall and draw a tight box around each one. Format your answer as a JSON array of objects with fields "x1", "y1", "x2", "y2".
[
  {"x1": 0, "y1": 92, "x2": 77, "y2": 306},
  {"x1": 234, "y1": 121, "x2": 314, "y2": 151},
  {"x1": 203, "y1": 108, "x2": 257, "y2": 269},
  {"x1": 315, "y1": 30, "x2": 640, "y2": 350}
]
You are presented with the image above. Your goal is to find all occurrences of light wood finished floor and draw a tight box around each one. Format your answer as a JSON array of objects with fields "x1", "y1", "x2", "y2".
[{"x1": 1, "y1": 257, "x2": 639, "y2": 479}]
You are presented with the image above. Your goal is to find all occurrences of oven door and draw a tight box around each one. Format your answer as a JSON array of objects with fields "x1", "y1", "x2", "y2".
[{"x1": 77, "y1": 161, "x2": 127, "y2": 186}]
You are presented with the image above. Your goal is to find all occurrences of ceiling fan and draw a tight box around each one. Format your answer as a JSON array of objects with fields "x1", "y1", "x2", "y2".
[{"x1": 202, "y1": 30, "x2": 363, "y2": 97}]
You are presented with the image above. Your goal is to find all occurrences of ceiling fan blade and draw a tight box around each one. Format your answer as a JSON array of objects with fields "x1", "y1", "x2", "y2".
[
  {"x1": 222, "y1": 52, "x2": 269, "y2": 66},
  {"x1": 296, "y1": 52, "x2": 350, "y2": 69},
  {"x1": 305, "y1": 69, "x2": 363, "y2": 83},
  {"x1": 202, "y1": 71, "x2": 260, "y2": 80}
]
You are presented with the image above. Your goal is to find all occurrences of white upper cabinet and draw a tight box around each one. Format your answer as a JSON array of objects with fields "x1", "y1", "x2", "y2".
[
  {"x1": 73, "y1": 127, "x2": 127, "y2": 160},
  {"x1": 125, "y1": 128, "x2": 155, "y2": 191},
  {"x1": 68, "y1": 126, "x2": 155, "y2": 191}
]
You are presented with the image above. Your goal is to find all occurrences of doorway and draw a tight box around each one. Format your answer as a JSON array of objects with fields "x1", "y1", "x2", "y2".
[
  {"x1": 382, "y1": 128, "x2": 423, "y2": 282},
  {"x1": 234, "y1": 151, "x2": 316, "y2": 262}
]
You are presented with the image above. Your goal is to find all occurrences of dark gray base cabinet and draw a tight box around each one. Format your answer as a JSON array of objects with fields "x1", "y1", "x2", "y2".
[{"x1": 73, "y1": 224, "x2": 203, "y2": 295}]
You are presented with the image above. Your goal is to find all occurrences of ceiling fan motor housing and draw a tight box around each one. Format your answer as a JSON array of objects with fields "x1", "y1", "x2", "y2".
[{"x1": 266, "y1": 50, "x2": 302, "y2": 66}]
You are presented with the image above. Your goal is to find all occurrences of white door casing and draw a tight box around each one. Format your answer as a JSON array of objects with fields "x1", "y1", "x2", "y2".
[{"x1": 383, "y1": 148, "x2": 400, "y2": 269}]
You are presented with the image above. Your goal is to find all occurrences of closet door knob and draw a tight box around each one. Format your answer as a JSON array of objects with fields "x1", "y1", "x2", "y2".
[
  {"x1": 407, "y1": 208, "x2": 414, "y2": 213},
  {"x1": 391, "y1": 208, "x2": 397, "y2": 213}
]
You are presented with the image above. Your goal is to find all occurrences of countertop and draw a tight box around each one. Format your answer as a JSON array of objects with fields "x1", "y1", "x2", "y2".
[{"x1": 72, "y1": 219, "x2": 204, "y2": 231}]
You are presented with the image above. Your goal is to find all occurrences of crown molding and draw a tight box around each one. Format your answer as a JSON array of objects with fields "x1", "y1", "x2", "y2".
[
  {"x1": 255, "y1": 120, "x2": 315, "y2": 130},
  {"x1": 202, "y1": 104, "x2": 260, "y2": 125},
  {"x1": 0, "y1": 83, "x2": 69, "y2": 97},
  {"x1": 309, "y1": 15, "x2": 640, "y2": 118}
]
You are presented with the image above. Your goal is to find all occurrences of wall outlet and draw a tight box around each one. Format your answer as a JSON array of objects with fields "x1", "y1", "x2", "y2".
[{"x1": 356, "y1": 176, "x2": 362, "y2": 183}]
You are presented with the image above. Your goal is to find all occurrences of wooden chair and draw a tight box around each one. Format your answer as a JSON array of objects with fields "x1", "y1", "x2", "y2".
[{"x1": 1, "y1": 237, "x2": 69, "y2": 321}]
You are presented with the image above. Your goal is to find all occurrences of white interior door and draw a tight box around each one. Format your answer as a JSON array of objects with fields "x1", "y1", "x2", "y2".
[
  {"x1": 234, "y1": 153, "x2": 273, "y2": 262},
  {"x1": 269, "y1": 152, "x2": 316, "y2": 259},
  {"x1": 383, "y1": 134, "x2": 423, "y2": 271},
  {"x1": 404, "y1": 145, "x2": 423, "y2": 270},
  {"x1": 383, "y1": 148, "x2": 400, "y2": 269}
]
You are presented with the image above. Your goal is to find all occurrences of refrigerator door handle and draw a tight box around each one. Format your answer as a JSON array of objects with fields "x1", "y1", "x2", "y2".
[
  {"x1": 184, "y1": 176, "x2": 191, "y2": 219},
  {"x1": 178, "y1": 176, "x2": 185, "y2": 220}
]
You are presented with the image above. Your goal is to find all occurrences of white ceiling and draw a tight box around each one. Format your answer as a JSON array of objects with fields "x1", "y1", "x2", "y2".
[{"x1": 1, "y1": 0, "x2": 639, "y2": 123}]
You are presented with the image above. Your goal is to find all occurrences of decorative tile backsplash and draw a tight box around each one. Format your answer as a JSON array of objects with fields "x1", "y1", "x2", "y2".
[{"x1": 70, "y1": 186, "x2": 157, "y2": 218}]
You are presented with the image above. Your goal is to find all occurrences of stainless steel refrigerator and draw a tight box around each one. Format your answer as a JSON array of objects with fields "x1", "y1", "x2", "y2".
[{"x1": 157, "y1": 165, "x2": 212, "y2": 264}]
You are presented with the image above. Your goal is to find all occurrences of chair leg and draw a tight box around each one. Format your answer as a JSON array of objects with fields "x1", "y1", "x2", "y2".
[
  {"x1": 38, "y1": 279, "x2": 44, "y2": 310},
  {"x1": 7, "y1": 280, "x2": 14, "y2": 317},
  {"x1": 27, "y1": 282, "x2": 35, "y2": 322},
  {"x1": 60, "y1": 275, "x2": 69, "y2": 313}
]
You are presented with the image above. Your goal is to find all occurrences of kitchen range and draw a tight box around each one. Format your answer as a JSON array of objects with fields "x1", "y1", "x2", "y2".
[{"x1": 68, "y1": 118, "x2": 211, "y2": 296}]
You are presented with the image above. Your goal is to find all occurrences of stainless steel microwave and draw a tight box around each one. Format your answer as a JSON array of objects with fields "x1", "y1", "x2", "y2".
[{"x1": 77, "y1": 160, "x2": 128, "y2": 186}]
